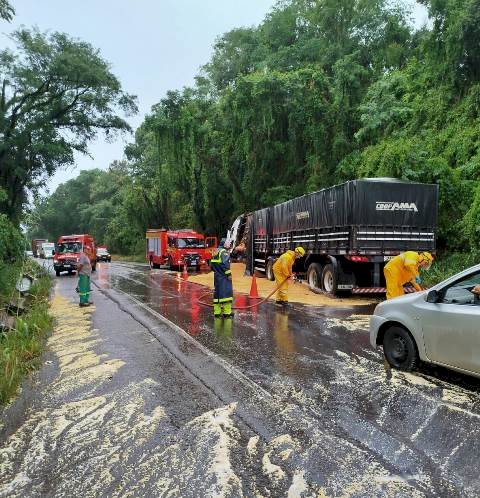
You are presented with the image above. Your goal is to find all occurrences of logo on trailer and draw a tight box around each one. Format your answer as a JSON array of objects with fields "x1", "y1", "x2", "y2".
[
  {"x1": 296, "y1": 211, "x2": 310, "y2": 220},
  {"x1": 376, "y1": 201, "x2": 418, "y2": 212}
]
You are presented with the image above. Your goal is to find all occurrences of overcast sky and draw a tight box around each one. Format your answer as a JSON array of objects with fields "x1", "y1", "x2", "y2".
[{"x1": 1, "y1": 0, "x2": 428, "y2": 194}]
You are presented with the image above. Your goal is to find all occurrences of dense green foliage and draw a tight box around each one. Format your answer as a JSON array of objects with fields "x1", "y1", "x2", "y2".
[
  {"x1": 0, "y1": 27, "x2": 137, "y2": 221},
  {"x1": 32, "y1": 0, "x2": 480, "y2": 256},
  {"x1": 0, "y1": 261, "x2": 53, "y2": 405},
  {"x1": 0, "y1": 204, "x2": 24, "y2": 299}
]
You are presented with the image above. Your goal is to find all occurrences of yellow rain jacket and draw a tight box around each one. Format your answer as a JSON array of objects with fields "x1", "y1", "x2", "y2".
[
  {"x1": 384, "y1": 251, "x2": 423, "y2": 300},
  {"x1": 273, "y1": 250, "x2": 296, "y2": 302}
]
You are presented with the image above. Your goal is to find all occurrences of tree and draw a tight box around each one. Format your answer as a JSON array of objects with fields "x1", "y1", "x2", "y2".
[
  {"x1": 0, "y1": 28, "x2": 137, "y2": 221},
  {"x1": 0, "y1": 0, "x2": 14, "y2": 22}
]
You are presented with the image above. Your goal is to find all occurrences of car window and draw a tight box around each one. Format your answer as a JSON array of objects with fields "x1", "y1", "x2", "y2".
[{"x1": 441, "y1": 271, "x2": 480, "y2": 305}]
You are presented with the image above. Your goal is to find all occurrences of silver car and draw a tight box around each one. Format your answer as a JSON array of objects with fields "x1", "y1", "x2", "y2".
[{"x1": 370, "y1": 263, "x2": 480, "y2": 378}]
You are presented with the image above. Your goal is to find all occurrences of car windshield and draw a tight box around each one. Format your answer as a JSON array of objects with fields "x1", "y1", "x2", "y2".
[
  {"x1": 176, "y1": 238, "x2": 205, "y2": 248},
  {"x1": 97, "y1": 248, "x2": 108, "y2": 254},
  {"x1": 57, "y1": 242, "x2": 82, "y2": 253}
]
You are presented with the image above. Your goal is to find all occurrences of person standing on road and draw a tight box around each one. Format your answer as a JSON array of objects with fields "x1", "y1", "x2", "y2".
[
  {"x1": 384, "y1": 251, "x2": 433, "y2": 300},
  {"x1": 77, "y1": 250, "x2": 92, "y2": 307},
  {"x1": 211, "y1": 240, "x2": 234, "y2": 318},
  {"x1": 273, "y1": 246, "x2": 305, "y2": 307}
]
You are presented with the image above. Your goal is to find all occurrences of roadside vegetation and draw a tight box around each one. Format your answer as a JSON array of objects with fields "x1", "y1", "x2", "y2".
[
  {"x1": 0, "y1": 214, "x2": 53, "y2": 404},
  {"x1": 423, "y1": 251, "x2": 480, "y2": 288},
  {"x1": 111, "y1": 253, "x2": 146, "y2": 264}
]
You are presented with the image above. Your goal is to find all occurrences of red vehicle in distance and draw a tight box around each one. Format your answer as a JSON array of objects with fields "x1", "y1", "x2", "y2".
[
  {"x1": 146, "y1": 229, "x2": 217, "y2": 271},
  {"x1": 54, "y1": 234, "x2": 97, "y2": 276}
]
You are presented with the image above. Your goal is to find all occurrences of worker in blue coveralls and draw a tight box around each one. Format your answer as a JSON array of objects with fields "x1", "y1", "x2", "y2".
[{"x1": 210, "y1": 240, "x2": 234, "y2": 318}]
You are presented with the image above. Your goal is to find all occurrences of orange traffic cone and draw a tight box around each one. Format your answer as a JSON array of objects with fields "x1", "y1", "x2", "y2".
[
  {"x1": 249, "y1": 274, "x2": 260, "y2": 299},
  {"x1": 182, "y1": 263, "x2": 188, "y2": 280}
]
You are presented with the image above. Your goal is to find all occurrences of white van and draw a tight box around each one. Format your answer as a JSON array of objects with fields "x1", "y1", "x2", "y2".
[{"x1": 40, "y1": 242, "x2": 55, "y2": 259}]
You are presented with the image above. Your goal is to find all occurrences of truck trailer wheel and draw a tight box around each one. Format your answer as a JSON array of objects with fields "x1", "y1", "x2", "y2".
[
  {"x1": 307, "y1": 263, "x2": 323, "y2": 294},
  {"x1": 266, "y1": 259, "x2": 275, "y2": 281},
  {"x1": 321, "y1": 264, "x2": 338, "y2": 295}
]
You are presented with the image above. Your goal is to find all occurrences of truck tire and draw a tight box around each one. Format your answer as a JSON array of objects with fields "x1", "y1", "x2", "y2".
[
  {"x1": 55, "y1": 270, "x2": 60, "y2": 277},
  {"x1": 307, "y1": 263, "x2": 323, "y2": 294},
  {"x1": 266, "y1": 259, "x2": 275, "y2": 281},
  {"x1": 321, "y1": 264, "x2": 338, "y2": 295},
  {"x1": 383, "y1": 326, "x2": 419, "y2": 371}
]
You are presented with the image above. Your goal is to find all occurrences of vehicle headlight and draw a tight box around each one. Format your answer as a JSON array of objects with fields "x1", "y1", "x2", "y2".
[{"x1": 54, "y1": 259, "x2": 58, "y2": 264}]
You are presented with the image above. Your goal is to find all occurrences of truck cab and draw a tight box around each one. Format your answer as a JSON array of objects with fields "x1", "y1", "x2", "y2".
[
  {"x1": 31, "y1": 239, "x2": 47, "y2": 258},
  {"x1": 54, "y1": 234, "x2": 97, "y2": 276},
  {"x1": 146, "y1": 229, "x2": 217, "y2": 270}
]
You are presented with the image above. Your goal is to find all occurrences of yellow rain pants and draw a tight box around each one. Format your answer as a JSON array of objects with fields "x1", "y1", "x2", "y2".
[{"x1": 273, "y1": 250, "x2": 296, "y2": 302}]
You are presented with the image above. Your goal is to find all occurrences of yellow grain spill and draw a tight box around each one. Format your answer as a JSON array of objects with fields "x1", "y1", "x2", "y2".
[{"x1": 188, "y1": 263, "x2": 377, "y2": 307}]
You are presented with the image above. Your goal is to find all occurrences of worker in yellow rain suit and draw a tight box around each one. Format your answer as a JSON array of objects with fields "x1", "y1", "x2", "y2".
[
  {"x1": 384, "y1": 251, "x2": 434, "y2": 300},
  {"x1": 272, "y1": 246, "x2": 305, "y2": 307}
]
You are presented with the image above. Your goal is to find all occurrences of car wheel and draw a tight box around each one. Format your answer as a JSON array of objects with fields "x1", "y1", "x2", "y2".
[
  {"x1": 266, "y1": 259, "x2": 275, "y2": 281},
  {"x1": 55, "y1": 270, "x2": 60, "y2": 277},
  {"x1": 92, "y1": 264, "x2": 96, "y2": 272},
  {"x1": 383, "y1": 326, "x2": 419, "y2": 371},
  {"x1": 321, "y1": 264, "x2": 338, "y2": 295}
]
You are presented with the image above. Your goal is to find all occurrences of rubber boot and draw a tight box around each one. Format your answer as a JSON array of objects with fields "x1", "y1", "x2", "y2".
[
  {"x1": 223, "y1": 302, "x2": 234, "y2": 318},
  {"x1": 213, "y1": 302, "x2": 222, "y2": 318}
]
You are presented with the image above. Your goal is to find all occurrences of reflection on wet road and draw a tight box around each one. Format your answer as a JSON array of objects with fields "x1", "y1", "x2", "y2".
[{"x1": 93, "y1": 262, "x2": 480, "y2": 496}]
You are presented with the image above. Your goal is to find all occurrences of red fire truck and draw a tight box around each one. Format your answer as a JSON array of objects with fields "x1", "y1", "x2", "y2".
[
  {"x1": 146, "y1": 229, "x2": 217, "y2": 270},
  {"x1": 53, "y1": 234, "x2": 97, "y2": 276}
]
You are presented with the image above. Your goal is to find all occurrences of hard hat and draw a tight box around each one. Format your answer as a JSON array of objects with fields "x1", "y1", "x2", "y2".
[
  {"x1": 419, "y1": 252, "x2": 433, "y2": 269},
  {"x1": 295, "y1": 246, "x2": 305, "y2": 257}
]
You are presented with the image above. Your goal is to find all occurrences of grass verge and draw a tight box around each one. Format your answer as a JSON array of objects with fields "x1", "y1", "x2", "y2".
[
  {"x1": 0, "y1": 260, "x2": 53, "y2": 405},
  {"x1": 111, "y1": 253, "x2": 146, "y2": 263},
  {"x1": 423, "y1": 251, "x2": 480, "y2": 287}
]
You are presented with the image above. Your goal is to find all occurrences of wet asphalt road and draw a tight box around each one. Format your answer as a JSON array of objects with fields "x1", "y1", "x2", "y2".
[
  {"x1": 2, "y1": 260, "x2": 480, "y2": 496},
  {"x1": 94, "y1": 262, "x2": 480, "y2": 496}
]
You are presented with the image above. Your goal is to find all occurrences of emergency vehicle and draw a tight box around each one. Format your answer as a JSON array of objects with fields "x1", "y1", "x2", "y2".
[
  {"x1": 146, "y1": 229, "x2": 217, "y2": 270},
  {"x1": 54, "y1": 234, "x2": 97, "y2": 276}
]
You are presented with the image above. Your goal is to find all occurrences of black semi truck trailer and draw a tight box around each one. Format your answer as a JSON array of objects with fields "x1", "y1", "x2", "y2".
[{"x1": 225, "y1": 178, "x2": 438, "y2": 295}]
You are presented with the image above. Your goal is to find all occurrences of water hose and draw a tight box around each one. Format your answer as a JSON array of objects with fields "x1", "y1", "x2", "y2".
[{"x1": 197, "y1": 276, "x2": 290, "y2": 310}]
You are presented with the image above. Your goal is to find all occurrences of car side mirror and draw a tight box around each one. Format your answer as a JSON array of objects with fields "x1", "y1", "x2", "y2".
[{"x1": 426, "y1": 289, "x2": 441, "y2": 303}]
